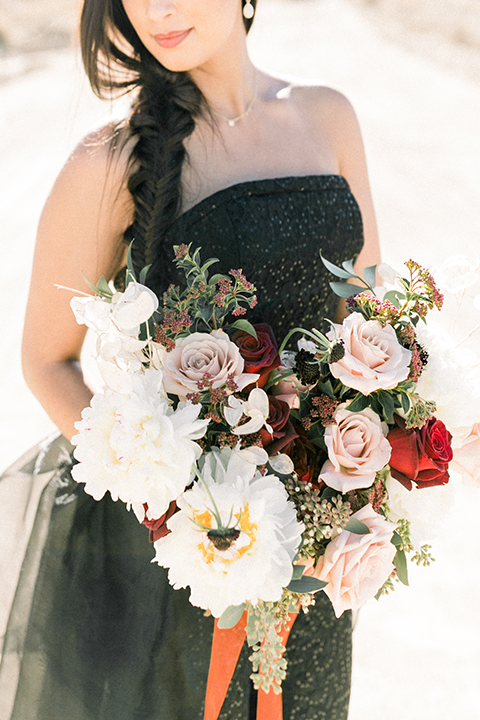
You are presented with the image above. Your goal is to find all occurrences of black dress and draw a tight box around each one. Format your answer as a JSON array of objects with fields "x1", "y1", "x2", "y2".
[{"x1": 0, "y1": 175, "x2": 363, "y2": 720}]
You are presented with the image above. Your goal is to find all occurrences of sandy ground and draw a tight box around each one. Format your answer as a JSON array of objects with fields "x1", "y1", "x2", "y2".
[{"x1": 0, "y1": 0, "x2": 479, "y2": 717}]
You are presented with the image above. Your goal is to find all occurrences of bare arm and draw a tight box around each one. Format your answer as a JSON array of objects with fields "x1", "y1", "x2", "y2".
[{"x1": 22, "y1": 129, "x2": 132, "y2": 441}]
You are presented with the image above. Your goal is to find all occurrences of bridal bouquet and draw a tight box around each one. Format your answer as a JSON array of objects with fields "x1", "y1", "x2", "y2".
[{"x1": 68, "y1": 243, "x2": 464, "y2": 713}]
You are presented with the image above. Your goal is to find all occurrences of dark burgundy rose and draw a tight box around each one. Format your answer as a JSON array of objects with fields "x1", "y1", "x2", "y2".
[
  {"x1": 284, "y1": 424, "x2": 327, "y2": 489},
  {"x1": 232, "y1": 323, "x2": 281, "y2": 388},
  {"x1": 387, "y1": 415, "x2": 453, "y2": 490},
  {"x1": 259, "y1": 397, "x2": 298, "y2": 455},
  {"x1": 142, "y1": 501, "x2": 177, "y2": 542}
]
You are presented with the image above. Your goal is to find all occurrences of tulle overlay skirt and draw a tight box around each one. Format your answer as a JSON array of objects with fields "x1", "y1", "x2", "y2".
[{"x1": 0, "y1": 434, "x2": 352, "y2": 720}]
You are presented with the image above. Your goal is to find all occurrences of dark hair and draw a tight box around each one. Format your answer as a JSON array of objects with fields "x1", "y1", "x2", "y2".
[{"x1": 80, "y1": 0, "x2": 257, "y2": 281}]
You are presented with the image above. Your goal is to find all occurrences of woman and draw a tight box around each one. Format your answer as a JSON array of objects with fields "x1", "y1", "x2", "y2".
[{"x1": 1, "y1": 0, "x2": 380, "y2": 718}]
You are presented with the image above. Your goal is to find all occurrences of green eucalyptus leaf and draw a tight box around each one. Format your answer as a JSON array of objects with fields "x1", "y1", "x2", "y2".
[
  {"x1": 291, "y1": 564, "x2": 305, "y2": 582},
  {"x1": 394, "y1": 547, "x2": 409, "y2": 586},
  {"x1": 330, "y1": 282, "x2": 367, "y2": 299},
  {"x1": 345, "y1": 518, "x2": 371, "y2": 535},
  {"x1": 342, "y1": 258, "x2": 356, "y2": 275},
  {"x1": 217, "y1": 604, "x2": 246, "y2": 629},
  {"x1": 362, "y1": 264, "x2": 377, "y2": 289},
  {"x1": 139, "y1": 264, "x2": 152, "y2": 285},
  {"x1": 287, "y1": 576, "x2": 327, "y2": 593},
  {"x1": 97, "y1": 275, "x2": 113, "y2": 296},
  {"x1": 126, "y1": 241, "x2": 136, "y2": 278},
  {"x1": 319, "y1": 252, "x2": 355, "y2": 279},
  {"x1": 82, "y1": 273, "x2": 101, "y2": 296},
  {"x1": 230, "y1": 319, "x2": 258, "y2": 340},
  {"x1": 383, "y1": 290, "x2": 404, "y2": 308}
]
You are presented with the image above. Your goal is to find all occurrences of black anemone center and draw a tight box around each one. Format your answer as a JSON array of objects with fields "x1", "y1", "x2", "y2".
[{"x1": 207, "y1": 527, "x2": 241, "y2": 551}]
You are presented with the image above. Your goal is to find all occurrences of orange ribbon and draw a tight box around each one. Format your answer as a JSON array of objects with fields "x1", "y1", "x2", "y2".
[{"x1": 204, "y1": 611, "x2": 298, "y2": 720}]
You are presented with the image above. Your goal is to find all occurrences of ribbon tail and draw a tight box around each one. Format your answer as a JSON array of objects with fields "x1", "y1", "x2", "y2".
[
  {"x1": 204, "y1": 611, "x2": 248, "y2": 720},
  {"x1": 256, "y1": 611, "x2": 299, "y2": 720}
]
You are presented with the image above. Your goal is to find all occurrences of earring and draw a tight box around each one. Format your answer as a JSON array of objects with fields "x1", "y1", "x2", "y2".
[{"x1": 243, "y1": 0, "x2": 255, "y2": 19}]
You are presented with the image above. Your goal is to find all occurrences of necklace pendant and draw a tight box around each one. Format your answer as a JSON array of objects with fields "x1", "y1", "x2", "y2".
[{"x1": 228, "y1": 119, "x2": 236, "y2": 127}]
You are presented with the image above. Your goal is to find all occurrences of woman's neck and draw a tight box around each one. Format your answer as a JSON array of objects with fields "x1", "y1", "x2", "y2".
[{"x1": 188, "y1": 23, "x2": 256, "y2": 121}]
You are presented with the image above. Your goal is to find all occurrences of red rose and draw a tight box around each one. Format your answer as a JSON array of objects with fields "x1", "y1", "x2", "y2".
[
  {"x1": 142, "y1": 501, "x2": 177, "y2": 542},
  {"x1": 284, "y1": 424, "x2": 326, "y2": 489},
  {"x1": 232, "y1": 323, "x2": 281, "y2": 387},
  {"x1": 259, "y1": 397, "x2": 298, "y2": 455},
  {"x1": 387, "y1": 416, "x2": 453, "y2": 490}
]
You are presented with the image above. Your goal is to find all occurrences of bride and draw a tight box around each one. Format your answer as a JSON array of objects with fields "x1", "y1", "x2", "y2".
[{"x1": 1, "y1": 0, "x2": 380, "y2": 718}]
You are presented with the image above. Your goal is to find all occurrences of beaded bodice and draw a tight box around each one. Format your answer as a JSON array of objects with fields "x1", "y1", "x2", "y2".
[{"x1": 155, "y1": 175, "x2": 364, "y2": 335}]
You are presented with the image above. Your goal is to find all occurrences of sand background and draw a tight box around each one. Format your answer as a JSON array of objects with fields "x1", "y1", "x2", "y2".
[{"x1": 0, "y1": 1, "x2": 479, "y2": 718}]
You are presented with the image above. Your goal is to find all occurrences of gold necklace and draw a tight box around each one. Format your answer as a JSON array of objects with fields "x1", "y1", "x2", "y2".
[{"x1": 213, "y1": 71, "x2": 258, "y2": 127}]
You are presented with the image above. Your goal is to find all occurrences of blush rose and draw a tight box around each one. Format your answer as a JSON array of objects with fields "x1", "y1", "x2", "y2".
[
  {"x1": 160, "y1": 329, "x2": 259, "y2": 397},
  {"x1": 387, "y1": 415, "x2": 453, "y2": 490},
  {"x1": 450, "y1": 424, "x2": 480, "y2": 486},
  {"x1": 305, "y1": 504, "x2": 397, "y2": 617},
  {"x1": 319, "y1": 404, "x2": 391, "y2": 492},
  {"x1": 328, "y1": 312, "x2": 412, "y2": 395}
]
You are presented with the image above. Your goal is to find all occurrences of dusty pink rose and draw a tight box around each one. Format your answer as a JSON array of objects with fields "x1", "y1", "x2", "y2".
[
  {"x1": 271, "y1": 367, "x2": 306, "y2": 409},
  {"x1": 161, "y1": 329, "x2": 259, "y2": 397},
  {"x1": 451, "y1": 423, "x2": 480, "y2": 486},
  {"x1": 320, "y1": 405, "x2": 391, "y2": 492},
  {"x1": 306, "y1": 504, "x2": 397, "y2": 617},
  {"x1": 328, "y1": 312, "x2": 411, "y2": 395}
]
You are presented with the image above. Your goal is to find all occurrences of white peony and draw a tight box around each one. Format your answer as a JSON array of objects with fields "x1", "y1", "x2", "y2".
[
  {"x1": 415, "y1": 321, "x2": 480, "y2": 442},
  {"x1": 153, "y1": 447, "x2": 304, "y2": 617},
  {"x1": 385, "y1": 472, "x2": 456, "y2": 550},
  {"x1": 71, "y1": 369, "x2": 210, "y2": 518}
]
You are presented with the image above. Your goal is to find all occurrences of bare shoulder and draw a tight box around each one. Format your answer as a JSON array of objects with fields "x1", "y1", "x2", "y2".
[
  {"x1": 290, "y1": 84, "x2": 361, "y2": 158},
  {"x1": 289, "y1": 83, "x2": 381, "y2": 272},
  {"x1": 60, "y1": 122, "x2": 133, "y2": 207}
]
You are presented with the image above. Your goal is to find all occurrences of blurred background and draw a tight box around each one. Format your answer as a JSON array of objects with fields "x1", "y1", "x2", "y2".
[{"x1": 0, "y1": 1, "x2": 479, "y2": 718}]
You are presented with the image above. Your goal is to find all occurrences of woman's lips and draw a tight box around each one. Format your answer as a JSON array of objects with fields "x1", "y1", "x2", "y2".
[{"x1": 154, "y1": 29, "x2": 191, "y2": 48}]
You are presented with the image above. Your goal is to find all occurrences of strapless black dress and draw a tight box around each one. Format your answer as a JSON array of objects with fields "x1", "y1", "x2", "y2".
[{"x1": 0, "y1": 175, "x2": 363, "y2": 720}]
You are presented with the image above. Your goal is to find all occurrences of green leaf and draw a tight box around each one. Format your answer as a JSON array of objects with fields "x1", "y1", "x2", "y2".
[
  {"x1": 362, "y1": 264, "x2": 377, "y2": 289},
  {"x1": 330, "y1": 282, "x2": 367, "y2": 299},
  {"x1": 97, "y1": 275, "x2": 112, "y2": 296},
  {"x1": 287, "y1": 576, "x2": 328, "y2": 593},
  {"x1": 217, "y1": 604, "x2": 246, "y2": 629},
  {"x1": 400, "y1": 391, "x2": 411, "y2": 414},
  {"x1": 346, "y1": 393, "x2": 370, "y2": 412},
  {"x1": 391, "y1": 531, "x2": 403, "y2": 547},
  {"x1": 208, "y1": 273, "x2": 225, "y2": 286},
  {"x1": 383, "y1": 290, "x2": 404, "y2": 308},
  {"x1": 394, "y1": 547, "x2": 409, "y2": 586},
  {"x1": 342, "y1": 259, "x2": 356, "y2": 275},
  {"x1": 345, "y1": 518, "x2": 371, "y2": 535},
  {"x1": 377, "y1": 390, "x2": 395, "y2": 419},
  {"x1": 319, "y1": 252, "x2": 355, "y2": 279},
  {"x1": 139, "y1": 264, "x2": 152, "y2": 285},
  {"x1": 230, "y1": 319, "x2": 258, "y2": 340},
  {"x1": 126, "y1": 241, "x2": 136, "y2": 278},
  {"x1": 291, "y1": 564, "x2": 305, "y2": 582},
  {"x1": 82, "y1": 273, "x2": 101, "y2": 296},
  {"x1": 317, "y1": 380, "x2": 335, "y2": 399}
]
